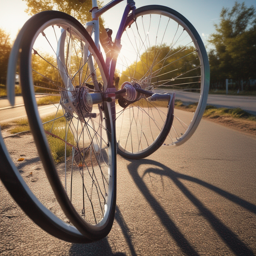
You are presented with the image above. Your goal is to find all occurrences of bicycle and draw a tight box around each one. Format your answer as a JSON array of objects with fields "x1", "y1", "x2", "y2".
[{"x1": 1, "y1": 0, "x2": 209, "y2": 243}]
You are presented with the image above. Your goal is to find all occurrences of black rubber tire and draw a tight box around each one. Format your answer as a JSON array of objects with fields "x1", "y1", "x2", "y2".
[{"x1": 18, "y1": 11, "x2": 116, "y2": 241}]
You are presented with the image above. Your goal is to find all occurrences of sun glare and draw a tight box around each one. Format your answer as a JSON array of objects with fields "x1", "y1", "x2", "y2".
[{"x1": 0, "y1": 0, "x2": 30, "y2": 42}]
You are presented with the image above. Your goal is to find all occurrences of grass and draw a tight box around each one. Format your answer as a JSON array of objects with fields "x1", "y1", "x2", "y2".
[
  {"x1": 37, "y1": 96, "x2": 61, "y2": 106},
  {"x1": 116, "y1": 97, "x2": 169, "y2": 108},
  {"x1": 174, "y1": 99, "x2": 198, "y2": 112},
  {"x1": 44, "y1": 119, "x2": 74, "y2": 164},
  {"x1": 8, "y1": 112, "x2": 74, "y2": 163},
  {"x1": 10, "y1": 118, "x2": 30, "y2": 134},
  {"x1": 0, "y1": 84, "x2": 22, "y2": 97},
  {"x1": 203, "y1": 106, "x2": 256, "y2": 121},
  {"x1": 132, "y1": 98, "x2": 168, "y2": 108},
  {"x1": 0, "y1": 86, "x2": 6, "y2": 97},
  {"x1": 0, "y1": 123, "x2": 12, "y2": 130},
  {"x1": 0, "y1": 84, "x2": 60, "y2": 101},
  {"x1": 40, "y1": 112, "x2": 74, "y2": 163}
]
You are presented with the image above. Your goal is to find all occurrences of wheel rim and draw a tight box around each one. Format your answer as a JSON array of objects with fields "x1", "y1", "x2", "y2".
[
  {"x1": 22, "y1": 17, "x2": 115, "y2": 233},
  {"x1": 116, "y1": 6, "x2": 209, "y2": 157}
]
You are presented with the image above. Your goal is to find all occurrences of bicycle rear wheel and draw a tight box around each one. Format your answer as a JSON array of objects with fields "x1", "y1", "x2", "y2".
[
  {"x1": 18, "y1": 11, "x2": 116, "y2": 241},
  {"x1": 116, "y1": 5, "x2": 209, "y2": 159}
]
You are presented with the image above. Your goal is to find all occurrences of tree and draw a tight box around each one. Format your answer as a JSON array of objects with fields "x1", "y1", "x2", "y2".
[
  {"x1": 119, "y1": 44, "x2": 200, "y2": 90},
  {"x1": 208, "y1": 2, "x2": 256, "y2": 86},
  {"x1": 0, "y1": 28, "x2": 12, "y2": 85},
  {"x1": 23, "y1": 0, "x2": 106, "y2": 92},
  {"x1": 22, "y1": 0, "x2": 103, "y2": 25}
]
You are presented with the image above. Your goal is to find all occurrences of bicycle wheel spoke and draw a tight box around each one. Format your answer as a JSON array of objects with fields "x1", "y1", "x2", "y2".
[{"x1": 116, "y1": 6, "x2": 209, "y2": 158}]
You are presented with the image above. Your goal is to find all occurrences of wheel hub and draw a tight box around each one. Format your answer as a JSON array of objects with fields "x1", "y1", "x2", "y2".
[
  {"x1": 60, "y1": 86, "x2": 94, "y2": 122},
  {"x1": 118, "y1": 82, "x2": 142, "y2": 108}
]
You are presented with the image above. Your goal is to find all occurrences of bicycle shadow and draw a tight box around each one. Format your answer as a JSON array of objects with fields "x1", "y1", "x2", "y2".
[
  {"x1": 127, "y1": 159, "x2": 255, "y2": 256},
  {"x1": 69, "y1": 205, "x2": 136, "y2": 256},
  {"x1": 69, "y1": 238, "x2": 114, "y2": 256}
]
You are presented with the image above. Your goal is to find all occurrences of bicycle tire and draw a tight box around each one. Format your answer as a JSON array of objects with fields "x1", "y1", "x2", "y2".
[
  {"x1": 116, "y1": 5, "x2": 209, "y2": 159},
  {"x1": 18, "y1": 11, "x2": 116, "y2": 241}
]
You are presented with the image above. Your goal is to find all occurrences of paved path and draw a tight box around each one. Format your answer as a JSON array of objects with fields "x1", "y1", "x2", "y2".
[
  {"x1": 207, "y1": 94, "x2": 256, "y2": 113},
  {"x1": 1, "y1": 117, "x2": 256, "y2": 255},
  {"x1": 157, "y1": 90, "x2": 256, "y2": 115},
  {"x1": 0, "y1": 105, "x2": 56, "y2": 124}
]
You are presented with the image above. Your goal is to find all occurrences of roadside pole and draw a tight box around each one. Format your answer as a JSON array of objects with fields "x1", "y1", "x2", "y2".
[{"x1": 226, "y1": 79, "x2": 228, "y2": 94}]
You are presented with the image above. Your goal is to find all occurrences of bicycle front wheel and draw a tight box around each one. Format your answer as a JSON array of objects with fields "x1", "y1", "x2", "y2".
[
  {"x1": 19, "y1": 11, "x2": 116, "y2": 241},
  {"x1": 116, "y1": 5, "x2": 209, "y2": 159}
]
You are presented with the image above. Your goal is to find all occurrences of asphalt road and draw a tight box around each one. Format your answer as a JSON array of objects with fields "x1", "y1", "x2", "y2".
[
  {"x1": 206, "y1": 94, "x2": 256, "y2": 115},
  {"x1": 0, "y1": 113, "x2": 256, "y2": 255},
  {"x1": 157, "y1": 90, "x2": 256, "y2": 116},
  {"x1": 0, "y1": 95, "x2": 57, "y2": 124},
  {"x1": 0, "y1": 105, "x2": 57, "y2": 124}
]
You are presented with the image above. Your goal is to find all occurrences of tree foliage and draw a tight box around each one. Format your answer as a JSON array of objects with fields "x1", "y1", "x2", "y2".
[
  {"x1": 31, "y1": 40, "x2": 99, "y2": 92},
  {"x1": 23, "y1": 0, "x2": 106, "y2": 91},
  {"x1": 22, "y1": 0, "x2": 101, "y2": 25},
  {"x1": 119, "y1": 44, "x2": 200, "y2": 90},
  {"x1": 208, "y1": 2, "x2": 256, "y2": 83},
  {"x1": 0, "y1": 28, "x2": 12, "y2": 85}
]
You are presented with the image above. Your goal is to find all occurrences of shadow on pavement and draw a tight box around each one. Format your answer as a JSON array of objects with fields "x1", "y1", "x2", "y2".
[
  {"x1": 69, "y1": 205, "x2": 135, "y2": 256},
  {"x1": 69, "y1": 238, "x2": 113, "y2": 256},
  {"x1": 115, "y1": 206, "x2": 136, "y2": 256},
  {"x1": 127, "y1": 159, "x2": 255, "y2": 256},
  {"x1": 16, "y1": 156, "x2": 40, "y2": 170}
]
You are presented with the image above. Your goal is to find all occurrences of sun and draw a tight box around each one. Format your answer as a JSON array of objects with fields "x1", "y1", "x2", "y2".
[{"x1": 0, "y1": 0, "x2": 30, "y2": 42}]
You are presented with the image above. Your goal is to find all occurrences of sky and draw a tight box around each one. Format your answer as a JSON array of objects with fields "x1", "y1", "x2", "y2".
[{"x1": 0, "y1": 0, "x2": 256, "y2": 48}]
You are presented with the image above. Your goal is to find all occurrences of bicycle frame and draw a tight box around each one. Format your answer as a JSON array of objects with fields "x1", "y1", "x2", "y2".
[{"x1": 86, "y1": 0, "x2": 136, "y2": 89}]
